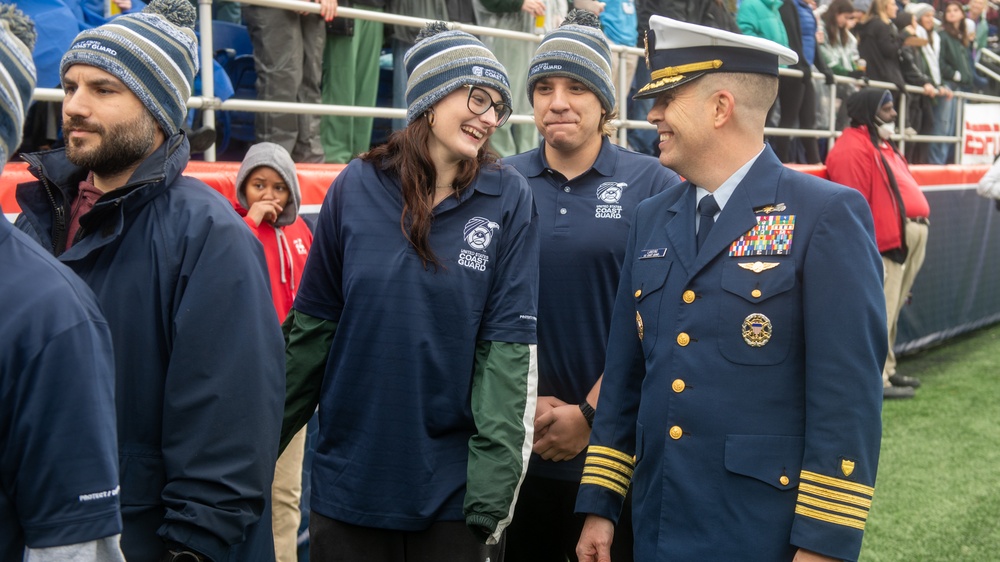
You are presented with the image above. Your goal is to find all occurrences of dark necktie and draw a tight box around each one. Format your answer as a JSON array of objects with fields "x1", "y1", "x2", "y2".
[{"x1": 697, "y1": 194, "x2": 719, "y2": 252}]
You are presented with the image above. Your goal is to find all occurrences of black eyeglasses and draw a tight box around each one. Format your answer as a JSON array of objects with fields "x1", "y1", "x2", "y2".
[{"x1": 464, "y1": 85, "x2": 512, "y2": 127}]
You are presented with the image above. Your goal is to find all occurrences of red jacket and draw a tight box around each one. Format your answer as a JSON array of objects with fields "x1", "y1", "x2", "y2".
[
  {"x1": 236, "y1": 204, "x2": 313, "y2": 321},
  {"x1": 826, "y1": 126, "x2": 905, "y2": 254}
]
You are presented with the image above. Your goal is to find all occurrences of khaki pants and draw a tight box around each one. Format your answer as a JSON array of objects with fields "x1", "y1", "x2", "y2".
[
  {"x1": 882, "y1": 219, "x2": 930, "y2": 384},
  {"x1": 273, "y1": 426, "x2": 307, "y2": 562}
]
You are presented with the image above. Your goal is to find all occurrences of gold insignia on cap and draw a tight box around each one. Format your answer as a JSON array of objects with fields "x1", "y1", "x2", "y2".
[
  {"x1": 742, "y1": 313, "x2": 772, "y2": 347},
  {"x1": 738, "y1": 261, "x2": 780, "y2": 274},
  {"x1": 643, "y1": 31, "x2": 651, "y2": 71},
  {"x1": 755, "y1": 203, "x2": 787, "y2": 214},
  {"x1": 650, "y1": 59, "x2": 723, "y2": 81},
  {"x1": 636, "y1": 311, "x2": 644, "y2": 341},
  {"x1": 842, "y1": 459, "x2": 856, "y2": 477}
]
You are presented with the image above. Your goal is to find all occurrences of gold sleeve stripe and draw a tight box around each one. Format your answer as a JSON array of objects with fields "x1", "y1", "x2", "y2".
[
  {"x1": 798, "y1": 483, "x2": 873, "y2": 509},
  {"x1": 587, "y1": 446, "x2": 635, "y2": 466},
  {"x1": 800, "y1": 470, "x2": 874, "y2": 497},
  {"x1": 583, "y1": 466, "x2": 632, "y2": 488},
  {"x1": 584, "y1": 455, "x2": 635, "y2": 478},
  {"x1": 797, "y1": 494, "x2": 870, "y2": 520},
  {"x1": 795, "y1": 505, "x2": 867, "y2": 531},
  {"x1": 581, "y1": 475, "x2": 628, "y2": 497}
]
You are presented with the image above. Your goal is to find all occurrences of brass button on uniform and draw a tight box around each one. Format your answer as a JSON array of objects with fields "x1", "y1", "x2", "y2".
[
  {"x1": 672, "y1": 379, "x2": 686, "y2": 393},
  {"x1": 682, "y1": 290, "x2": 696, "y2": 303},
  {"x1": 676, "y1": 332, "x2": 690, "y2": 346},
  {"x1": 751, "y1": 289, "x2": 762, "y2": 298},
  {"x1": 634, "y1": 289, "x2": 642, "y2": 298},
  {"x1": 779, "y1": 475, "x2": 790, "y2": 486},
  {"x1": 669, "y1": 426, "x2": 683, "y2": 440}
]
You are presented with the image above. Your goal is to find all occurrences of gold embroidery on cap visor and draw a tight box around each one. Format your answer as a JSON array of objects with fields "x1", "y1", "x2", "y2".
[{"x1": 636, "y1": 59, "x2": 724, "y2": 97}]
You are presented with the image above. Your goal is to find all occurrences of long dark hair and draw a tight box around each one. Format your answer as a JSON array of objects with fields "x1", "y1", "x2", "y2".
[
  {"x1": 940, "y1": 1, "x2": 969, "y2": 46},
  {"x1": 361, "y1": 113, "x2": 498, "y2": 269},
  {"x1": 823, "y1": 0, "x2": 856, "y2": 48}
]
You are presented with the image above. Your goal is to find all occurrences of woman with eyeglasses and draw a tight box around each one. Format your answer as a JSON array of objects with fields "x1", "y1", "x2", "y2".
[{"x1": 279, "y1": 21, "x2": 539, "y2": 562}]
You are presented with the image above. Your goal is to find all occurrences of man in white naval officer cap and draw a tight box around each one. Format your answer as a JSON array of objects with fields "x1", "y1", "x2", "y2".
[{"x1": 574, "y1": 15, "x2": 887, "y2": 562}]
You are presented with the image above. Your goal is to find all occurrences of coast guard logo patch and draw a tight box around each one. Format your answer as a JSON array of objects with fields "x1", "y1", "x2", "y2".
[
  {"x1": 464, "y1": 217, "x2": 500, "y2": 251},
  {"x1": 459, "y1": 217, "x2": 499, "y2": 272},
  {"x1": 596, "y1": 182, "x2": 626, "y2": 219}
]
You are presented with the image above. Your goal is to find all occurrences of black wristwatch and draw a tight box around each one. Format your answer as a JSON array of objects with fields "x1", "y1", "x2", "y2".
[
  {"x1": 579, "y1": 401, "x2": 596, "y2": 428},
  {"x1": 164, "y1": 550, "x2": 204, "y2": 562}
]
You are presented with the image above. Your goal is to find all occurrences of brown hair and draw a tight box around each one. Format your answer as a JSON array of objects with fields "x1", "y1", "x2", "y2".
[
  {"x1": 361, "y1": 114, "x2": 498, "y2": 269},
  {"x1": 823, "y1": 0, "x2": 856, "y2": 48},
  {"x1": 941, "y1": 1, "x2": 969, "y2": 46}
]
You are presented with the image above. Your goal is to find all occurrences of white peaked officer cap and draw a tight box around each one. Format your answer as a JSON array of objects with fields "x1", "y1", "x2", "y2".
[{"x1": 635, "y1": 15, "x2": 799, "y2": 99}]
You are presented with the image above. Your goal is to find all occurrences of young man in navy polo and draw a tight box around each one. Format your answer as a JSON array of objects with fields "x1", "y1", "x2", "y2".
[{"x1": 503, "y1": 10, "x2": 681, "y2": 562}]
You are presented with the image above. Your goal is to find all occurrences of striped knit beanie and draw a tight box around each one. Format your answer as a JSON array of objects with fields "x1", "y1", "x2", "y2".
[
  {"x1": 60, "y1": 0, "x2": 198, "y2": 137},
  {"x1": 404, "y1": 22, "x2": 512, "y2": 124},
  {"x1": 527, "y1": 9, "x2": 615, "y2": 113},
  {"x1": 0, "y1": 5, "x2": 36, "y2": 165}
]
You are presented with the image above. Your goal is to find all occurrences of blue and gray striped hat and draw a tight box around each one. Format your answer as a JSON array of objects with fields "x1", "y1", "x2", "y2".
[
  {"x1": 60, "y1": 0, "x2": 198, "y2": 137},
  {"x1": 527, "y1": 10, "x2": 615, "y2": 113},
  {"x1": 0, "y1": 4, "x2": 36, "y2": 164},
  {"x1": 404, "y1": 23, "x2": 512, "y2": 124}
]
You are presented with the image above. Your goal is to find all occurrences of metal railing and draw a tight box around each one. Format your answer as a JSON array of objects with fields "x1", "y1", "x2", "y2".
[{"x1": 35, "y1": 0, "x2": 1000, "y2": 162}]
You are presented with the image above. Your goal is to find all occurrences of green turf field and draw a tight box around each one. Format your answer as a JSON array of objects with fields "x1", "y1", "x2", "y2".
[{"x1": 861, "y1": 323, "x2": 1000, "y2": 561}]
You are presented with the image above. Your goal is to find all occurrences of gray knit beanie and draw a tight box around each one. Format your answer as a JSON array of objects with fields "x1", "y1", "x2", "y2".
[
  {"x1": 403, "y1": 22, "x2": 512, "y2": 124},
  {"x1": 60, "y1": 0, "x2": 199, "y2": 137},
  {"x1": 0, "y1": 5, "x2": 36, "y2": 164},
  {"x1": 236, "y1": 142, "x2": 301, "y2": 227},
  {"x1": 527, "y1": 9, "x2": 615, "y2": 112}
]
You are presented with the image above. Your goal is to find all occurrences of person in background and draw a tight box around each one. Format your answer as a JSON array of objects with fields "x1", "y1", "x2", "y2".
[
  {"x1": 280, "y1": 23, "x2": 539, "y2": 561},
  {"x1": 856, "y1": 0, "x2": 937, "y2": 108},
  {"x1": 244, "y1": 0, "x2": 335, "y2": 163},
  {"x1": 906, "y1": 3, "x2": 952, "y2": 164},
  {"x1": 388, "y1": 0, "x2": 477, "y2": 132},
  {"x1": 0, "y1": 7, "x2": 123, "y2": 560},
  {"x1": 817, "y1": 0, "x2": 863, "y2": 129},
  {"x1": 826, "y1": 88, "x2": 929, "y2": 400},
  {"x1": 473, "y1": 0, "x2": 546, "y2": 157},
  {"x1": 932, "y1": 1, "x2": 974, "y2": 163},
  {"x1": 14, "y1": 1, "x2": 285, "y2": 558},
  {"x1": 975, "y1": 152, "x2": 1000, "y2": 211},
  {"x1": 597, "y1": 0, "x2": 638, "y2": 144},
  {"x1": 234, "y1": 142, "x2": 314, "y2": 562},
  {"x1": 575, "y1": 16, "x2": 885, "y2": 561},
  {"x1": 503, "y1": 11, "x2": 681, "y2": 561},
  {"x1": 321, "y1": 0, "x2": 385, "y2": 163},
  {"x1": 774, "y1": 0, "x2": 834, "y2": 163}
]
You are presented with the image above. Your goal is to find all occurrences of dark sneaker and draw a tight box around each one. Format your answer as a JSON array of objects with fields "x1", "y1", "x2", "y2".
[
  {"x1": 888, "y1": 374, "x2": 921, "y2": 388},
  {"x1": 883, "y1": 385, "x2": 915, "y2": 400}
]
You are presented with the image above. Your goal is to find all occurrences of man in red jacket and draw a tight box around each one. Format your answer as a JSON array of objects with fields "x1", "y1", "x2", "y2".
[{"x1": 826, "y1": 88, "x2": 930, "y2": 400}]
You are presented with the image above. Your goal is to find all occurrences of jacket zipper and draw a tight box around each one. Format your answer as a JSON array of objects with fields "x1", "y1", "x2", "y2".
[{"x1": 38, "y1": 174, "x2": 68, "y2": 256}]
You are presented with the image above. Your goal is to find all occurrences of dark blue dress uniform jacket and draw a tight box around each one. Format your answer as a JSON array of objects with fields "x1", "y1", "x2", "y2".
[{"x1": 576, "y1": 147, "x2": 886, "y2": 562}]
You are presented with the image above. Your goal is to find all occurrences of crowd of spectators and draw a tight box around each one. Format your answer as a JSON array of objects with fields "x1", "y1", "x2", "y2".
[{"x1": 9, "y1": 0, "x2": 1000, "y2": 165}]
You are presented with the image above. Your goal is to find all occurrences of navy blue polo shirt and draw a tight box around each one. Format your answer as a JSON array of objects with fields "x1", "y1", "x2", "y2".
[
  {"x1": 0, "y1": 217, "x2": 120, "y2": 557},
  {"x1": 505, "y1": 138, "x2": 680, "y2": 480},
  {"x1": 294, "y1": 158, "x2": 539, "y2": 530}
]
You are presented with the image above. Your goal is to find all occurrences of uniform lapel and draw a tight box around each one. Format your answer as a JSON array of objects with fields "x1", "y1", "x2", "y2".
[{"x1": 664, "y1": 183, "x2": 697, "y2": 274}]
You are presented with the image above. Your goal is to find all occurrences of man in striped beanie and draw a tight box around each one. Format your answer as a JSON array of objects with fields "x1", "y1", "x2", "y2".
[
  {"x1": 503, "y1": 10, "x2": 682, "y2": 562},
  {"x1": 14, "y1": 1, "x2": 286, "y2": 560}
]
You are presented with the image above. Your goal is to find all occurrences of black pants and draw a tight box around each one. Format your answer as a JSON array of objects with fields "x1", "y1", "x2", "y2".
[
  {"x1": 505, "y1": 474, "x2": 634, "y2": 562},
  {"x1": 772, "y1": 74, "x2": 822, "y2": 164},
  {"x1": 309, "y1": 511, "x2": 505, "y2": 562}
]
